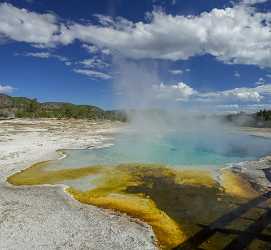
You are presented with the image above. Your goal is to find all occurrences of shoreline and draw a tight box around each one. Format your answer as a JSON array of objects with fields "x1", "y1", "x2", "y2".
[{"x1": 225, "y1": 127, "x2": 271, "y2": 192}]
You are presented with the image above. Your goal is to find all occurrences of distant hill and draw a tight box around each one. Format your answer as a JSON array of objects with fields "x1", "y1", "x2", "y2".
[
  {"x1": 0, "y1": 94, "x2": 13, "y2": 107},
  {"x1": 0, "y1": 94, "x2": 127, "y2": 121}
]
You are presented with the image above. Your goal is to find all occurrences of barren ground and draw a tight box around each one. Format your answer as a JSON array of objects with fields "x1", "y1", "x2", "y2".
[{"x1": 0, "y1": 119, "x2": 157, "y2": 250}]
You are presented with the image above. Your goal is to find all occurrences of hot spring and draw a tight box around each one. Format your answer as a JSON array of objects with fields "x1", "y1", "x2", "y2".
[
  {"x1": 8, "y1": 124, "x2": 271, "y2": 249},
  {"x1": 45, "y1": 128, "x2": 271, "y2": 170}
]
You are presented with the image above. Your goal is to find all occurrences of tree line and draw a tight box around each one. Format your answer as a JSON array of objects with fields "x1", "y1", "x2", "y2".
[
  {"x1": 224, "y1": 109, "x2": 271, "y2": 127},
  {"x1": 0, "y1": 95, "x2": 127, "y2": 122}
]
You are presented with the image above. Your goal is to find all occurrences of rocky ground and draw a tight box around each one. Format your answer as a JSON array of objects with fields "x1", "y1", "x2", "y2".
[
  {"x1": 230, "y1": 155, "x2": 271, "y2": 192},
  {"x1": 230, "y1": 127, "x2": 271, "y2": 192},
  {"x1": 241, "y1": 127, "x2": 271, "y2": 139},
  {"x1": 0, "y1": 119, "x2": 157, "y2": 250}
]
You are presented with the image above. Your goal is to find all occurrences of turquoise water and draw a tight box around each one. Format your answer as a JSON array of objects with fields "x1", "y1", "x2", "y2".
[{"x1": 48, "y1": 130, "x2": 271, "y2": 169}]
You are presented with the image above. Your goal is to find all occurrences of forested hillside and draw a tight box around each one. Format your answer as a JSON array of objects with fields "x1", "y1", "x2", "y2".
[{"x1": 0, "y1": 94, "x2": 126, "y2": 121}]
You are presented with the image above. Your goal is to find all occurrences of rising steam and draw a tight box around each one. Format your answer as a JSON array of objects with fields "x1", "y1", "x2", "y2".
[{"x1": 111, "y1": 57, "x2": 271, "y2": 163}]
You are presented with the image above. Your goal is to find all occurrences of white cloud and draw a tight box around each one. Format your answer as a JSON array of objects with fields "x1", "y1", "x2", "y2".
[
  {"x1": 93, "y1": 14, "x2": 114, "y2": 27},
  {"x1": 1, "y1": 3, "x2": 271, "y2": 69},
  {"x1": 82, "y1": 44, "x2": 99, "y2": 54},
  {"x1": 19, "y1": 51, "x2": 71, "y2": 65},
  {"x1": 226, "y1": 90, "x2": 262, "y2": 102},
  {"x1": 216, "y1": 103, "x2": 271, "y2": 112},
  {"x1": 82, "y1": 44, "x2": 111, "y2": 56},
  {"x1": 62, "y1": 6, "x2": 271, "y2": 68},
  {"x1": 169, "y1": 70, "x2": 183, "y2": 75},
  {"x1": 217, "y1": 104, "x2": 240, "y2": 109},
  {"x1": 254, "y1": 84, "x2": 271, "y2": 95},
  {"x1": 101, "y1": 48, "x2": 111, "y2": 55},
  {"x1": 73, "y1": 69, "x2": 112, "y2": 80},
  {"x1": 153, "y1": 82, "x2": 196, "y2": 101},
  {"x1": 0, "y1": 3, "x2": 59, "y2": 47},
  {"x1": 197, "y1": 86, "x2": 265, "y2": 103},
  {"x1": 241, "y1": 0, "x2": 268, "y2": 5},
  {"x1": 0, "y1": 84, "x2": 15, "y2": 94},
  {"x1": 255, "y1": 77, "x2": 265, "y2": 85},
  {"x1": 245, "y1": 103, "x2": 271, "y2": 109},
  {"x1": 79, "y1": 58, "x2": 109, "y2": 69},
  {"x1": 153, "y1": 82, "x2": 271, "y2": 104},
  {"x1": 234, "y1": 71, "x2": 240, "y2": 77},
  {"x1": 24, "y1": 52, "x2": 51, "y2": 58},
  {"x1": 64, "y1": 61, "x2": 72, "y2": 66}
]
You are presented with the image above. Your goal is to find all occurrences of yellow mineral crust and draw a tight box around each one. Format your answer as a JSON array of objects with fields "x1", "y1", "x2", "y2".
[
  {"x1": 68, "y1": 189, "x2": 186, "y2": 249},
  {"x1": 67, "y1": 165, "x2": 187, "y2": 249},
  {"x1": 7, "y1": 161, "x2": 104, "y2": 186},
  {"x1": 221, "y1": 169, "x2": 259, "y2": 199},
  {"x1": 7, "y1": 162, "x2": 259, "y2": 249},
  {"x1": 174, "y1": 169, "x2": 217, "y2": 188}
]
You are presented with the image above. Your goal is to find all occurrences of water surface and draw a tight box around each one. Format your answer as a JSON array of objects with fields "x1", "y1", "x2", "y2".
[{"x1": 46, "y1": 130, "x2": 271, "y2": 170}]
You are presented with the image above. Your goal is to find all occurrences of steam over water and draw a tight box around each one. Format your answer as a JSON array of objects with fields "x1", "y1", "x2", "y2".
[
  {"x1": 43, "y1": 59, "x2": 271, "y2": 170},
  {"x1": 93, "y1": 58, "x2": 271, "y2": 168},
  {"x1": 47, "y1": 127, "x2": 271, "y2": 170},
  {"x1": 57, "y1": 54, "x2": 271, "y2": 168}
]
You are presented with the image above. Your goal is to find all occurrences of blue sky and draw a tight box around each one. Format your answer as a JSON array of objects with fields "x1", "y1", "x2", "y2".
[{"x1": 0, "y1": 0, "x2": 271, "y2": 111}]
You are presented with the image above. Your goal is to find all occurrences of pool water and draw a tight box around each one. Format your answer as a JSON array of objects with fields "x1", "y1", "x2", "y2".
[{"x1": 48, "y1": 129, "x2": 271, "y2": 169}]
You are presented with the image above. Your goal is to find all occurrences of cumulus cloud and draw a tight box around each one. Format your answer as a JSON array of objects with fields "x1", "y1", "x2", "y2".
[
  {"x1": 1, "y1": 3, "x2": 271, "y2": 69},
  {"x1": 153, "y1": 82, "x2": 196, "y2": 101},
  {"x1": 0, "y1": 84, "x2": 15, "y2": 94},
  {"x1": 73, "y1": 69, "x2": 112, "y2": 80},
  {"x1": 61, "y1": 6, "x2": 271, "y2": 68},
  {"x1": 241, "y1": 0, "x2": 268, "y2": 5},
  {"x1": 79, "y1": 58, "x2": 109, "y2": 69},
  {"x1": 82, "y1": 44, "x2": 99, "y2": 54},
  {"x1": 221, "y1": 89, "x2": 263, "y2": 102},
  {"x1": 195, "y1": 85, "x2": 269, "y2": 103},
  {"x1": 82, "y1": 44, "x2": 111, "y2": 56},
  {"x1": 153, "y1": 82, "x2": 271, "y2": 104},
  {"x1": 0, "y1": 3, "x2": 60, "y2": 47}
]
